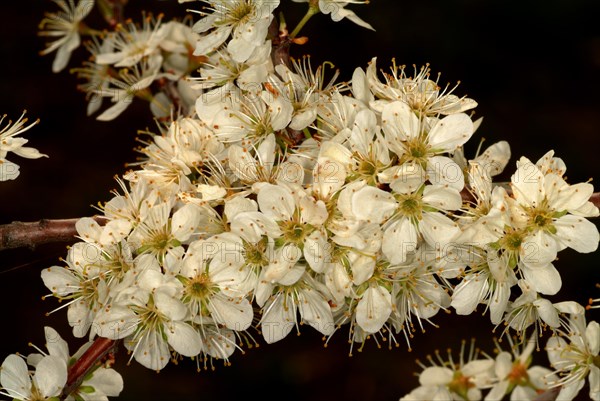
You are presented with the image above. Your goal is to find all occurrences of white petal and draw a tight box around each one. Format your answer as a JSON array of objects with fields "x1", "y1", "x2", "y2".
[
  {"x1": 130, "y1": 332, "x2": 171, "y2": 371},
  {"x1": 351, "y1": 186, "x2": 396, "y2": 223},
  {"x1": 44, "y1": 326, "x2": 69, "y2": 362},
  {"x1": 420, "y1": 212, "x2": 460, "y2": 247},
  {"x1": 511, "y1": 157, "x2": 545, "y2": 207},
  {"x1": 419, "y1": 366, "x2": 453, "y2": 386},
  {"x1": 554, "y1": 215, "x2": 600, "y2": 253},
  {"x1": 41, "y1": 266, "x2": 79, "y2": 297},
  {"x1": 382, "y1": 101, "x2": 419, "y2": 142},
  {"x1": 0, "y1": 354, "x2": 31, "y2": 398},
  {"x1": 304, "y1": 229, "x2": 330, "y2": 273},
  {"x1": 165, "y1": 321, "x2": 202, "y2": 357},
  {"x1": 312, "y1": 157, "x2": 347, "y2": 199},
  {"x1": 260, "y1": 296, "x2": 295, "y2": 344},
  {"x1": 75, "y1": 217, "x2": 102, "y2": 242},
  {"x1": 208, "y1": 296, "x2": 253, "y2": 331},
  {"x1": 489, "y1": 282, "x2": 511, "y2": 325},
  {"x1": 257, "y1": 184, "x2": 295, "y2": 221},
  {"x1": 423, "y1": 184, "x2": 463, "y2": 211},
  {"x1": 382, "y1": 218, "x2": 417, "y2": 264},
  {"x1": 94, "y1": 306, "x2": 138, "y2": 339},
  {"x1": 223, "y1": 196, "x2": 257, "y2": 221},
  {"x1": 494, "y1": 352, "x2": 513, "y2": 379},
  {"x1": 462, "y1": 359, "x2": 494, "y2": 377},
  {"x1": 230, "y1": 211, "x2": 281, "y2": 243},
  {"x1": 193, "y1": 27, "x2": 231, "y2": 56},
  {"x1": 84, "y1": 368, "x2": 123, "y2": 397},
  {"x1": 384, "y1": 163, "x2": 426, "y2": 194},
  {"x1": 426, "y1": 156, "x2": 465, "y2": 191},
  {"x1": 428, "y1": 113, "x2": 474, "y2": 151},
  {"x1": 590, "y1": 366, "x2": 600, "y2": 401},
  {"x1": 263, "y1": 244, "x2": 302, "y2": 284},
  {"x1": 556, "y1": 380, "x2": 585, "y2": 401},
  {"x1": 171, "y1": 203, "x2": 201, "y2": 241},
  {"x1": 33, "y1": 355, "x2": 67, "y2": 398},
  {"x1": 356, "y1": 285, "x2": 392, "y2": 333},
  {"x1": 586, "y1": 321, "x2": 599, "y2": 356},
  {"x1": 297, "y1": 288, "x2": 334, "y2": 336},
  {"x1": 154, "y1": 291, "x2": 187, "y2": 321},
  {"x1": 99, "y1": 219, "x2": 132, "y2": 245},
  {"x1": 522, "y1": 263, "x2": 562, "y2": 295},
  {"x1": 451, "y1": 274, "x2": 488, "y2": 315},
  {"x1": 485, "y1": 381, "x2": 509, "y2": 401},
  {"x1": 299, "y1": 196, "x2": 328, "y2": 226},
  {"x1": 473, "y1": 140, "x2": 511, "y2": 177},
  {"x1": 96, "y1": 94, "x2": 133, "y2": 121},
  {"x1": 534, "y1": 298, "x2": 560, "y2": 328},
  {"x1": 520, "y1": 230, "x2": 557, "y2": 268}
]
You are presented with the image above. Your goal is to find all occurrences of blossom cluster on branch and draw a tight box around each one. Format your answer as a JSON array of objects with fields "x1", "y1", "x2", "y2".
[{"x1": 1, "y1": 1, "x2": 599, "y2": 400}]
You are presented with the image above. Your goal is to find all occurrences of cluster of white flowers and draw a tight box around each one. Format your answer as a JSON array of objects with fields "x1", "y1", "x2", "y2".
[
  {"x1": 0, "y1": 0, "x2": 595, "y2": 400},
  {"x1": 401, "y1": 302, "x2": 599, "y2": 401},
  {"x1": 0, "y1": 326, "x2": 122, "y2": 401}
]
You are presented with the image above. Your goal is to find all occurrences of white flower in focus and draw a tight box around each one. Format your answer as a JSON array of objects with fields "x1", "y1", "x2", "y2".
[
  {"x1": 349, "y1": 181, "x2": 462, "y2": 264},
  {"x1": 450, "y1": 245, "x2": 516, "y2": 325},
  {"x1": 546, "y1": 315, "x2": 600, "y2": 401},
  {"x1": 500, "y1": 280, "x2": 562, "y2": 342},
  {"x1": 257, "y1": 271, "x2": 334, "y2": 344},
  {"x1": 274, "y1": 57, "x2": 344, "y2": 130},
  {"x1": 507, "y1": 155, "x2": 600, "y2": 270},
  {"x1": 366, "y1": 58, "x2": 478, "y2": 116},
  {"x1": 129, "y1": 201, "x2": 201, "y2": 263},
  {"x1": 389, "y1": 260, "x2": 451, "y2": 347},
  {"x1": 178, "y1": 241, "x2": 254, "y2": 331},
  {"x1": 191, "y1": 41, "x2": 273, "y2": 93},
  {"x1": 256, "y1": 183, "x2": 330, "y2": 274},
  {"x1": 41, "y1": 242, "x2": 110, "y2": 338},
  {"x1": 195, "y1": 82, "x2": 293, "y2": 145},
  {"x1": 380, "y1": 100, "x2": 474, "y2": 191},
  {"x1": 101, "y1": 177, "x2": 159, "y2": 227},
  {"x1": 38, "y1": 0, "x2": 95, "y2": 72},
  {"x1": 95, "y1": 268, "x2": 201, "y2": 371},
  {"x1": 192, "y1": 0, "x2": 279, "y2": 62},
  {"x1": 0, "y1": 111, "x2": 47, "y2": 181},
  {"x1": 0, "y1": 354, "x2": 66, "y2": 401}
]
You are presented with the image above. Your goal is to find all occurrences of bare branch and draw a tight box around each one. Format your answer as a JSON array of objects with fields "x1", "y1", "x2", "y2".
[{"x1": 0, "y1": 216, "x2": 106, "y2": 251}]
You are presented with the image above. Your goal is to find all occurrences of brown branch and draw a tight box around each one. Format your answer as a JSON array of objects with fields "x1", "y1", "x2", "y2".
[
  {"x1": 0, "y1": 216, "x2": 106, "y2": 251},
  {"x1": 60, "y1": 337, "x2": 119, "y2": 400},
  {"x1": 269, "y1": 14, "x2": 292, "y2": 68}
]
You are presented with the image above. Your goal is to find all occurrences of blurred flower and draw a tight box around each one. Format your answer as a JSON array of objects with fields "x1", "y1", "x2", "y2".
[{"x1": 0, "y1": 111, "x2": 47, "y2": 181}]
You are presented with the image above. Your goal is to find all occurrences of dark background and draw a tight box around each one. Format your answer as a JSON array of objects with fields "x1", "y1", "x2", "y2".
[{"x1": 1, "y1": 1, "x2": 599, "y2": 400}]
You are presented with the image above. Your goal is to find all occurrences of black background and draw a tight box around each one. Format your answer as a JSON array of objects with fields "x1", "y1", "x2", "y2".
[{"x1": 1, "y1": 1, "x2": 599, "y2": 400}]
